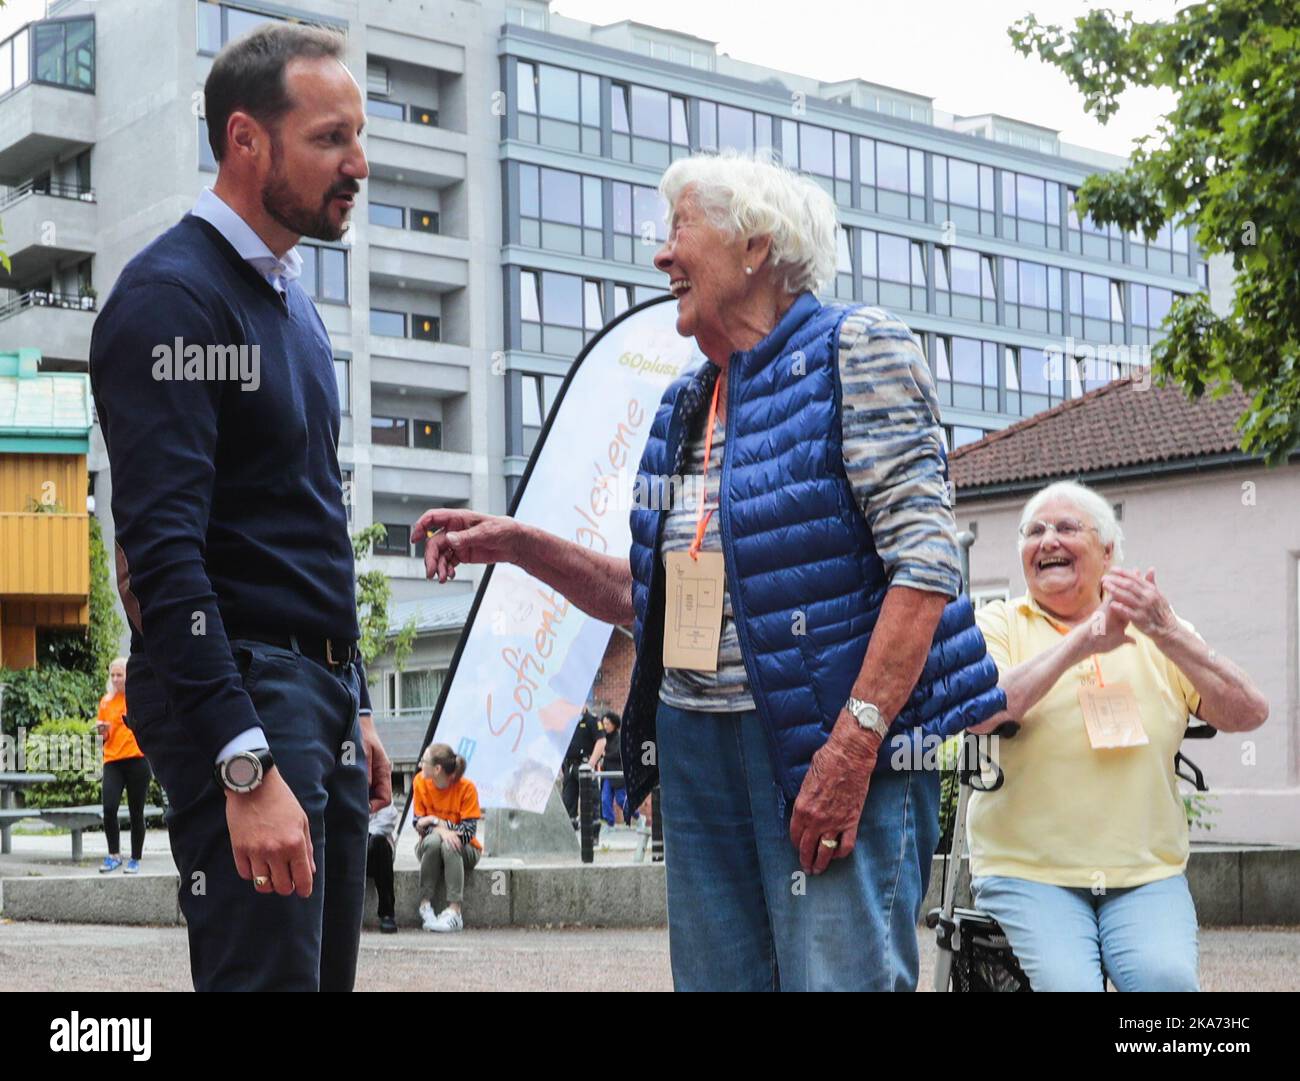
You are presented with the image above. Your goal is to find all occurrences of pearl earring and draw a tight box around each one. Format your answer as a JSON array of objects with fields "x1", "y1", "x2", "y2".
[{"x1": 744, "y1": 266, "x2": 753, "y2": 275}]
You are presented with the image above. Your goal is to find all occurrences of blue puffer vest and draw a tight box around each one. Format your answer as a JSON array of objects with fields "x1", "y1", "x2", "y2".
[{"x1": 618, "y1": 292, "x2": 1006, "y2": 813}]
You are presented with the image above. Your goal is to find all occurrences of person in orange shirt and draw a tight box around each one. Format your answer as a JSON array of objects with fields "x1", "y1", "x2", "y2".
[
  {"x1": 96, "y1": 657, "x2": 153, "y2": 874},
  {"x1": 413, "y1": 742, "x2": 481, "y2": 932}
]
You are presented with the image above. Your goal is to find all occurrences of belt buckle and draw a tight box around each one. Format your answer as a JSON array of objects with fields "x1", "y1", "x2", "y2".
[{"x1": 327, "y1": 639, "x2": 338, "y2": 667}]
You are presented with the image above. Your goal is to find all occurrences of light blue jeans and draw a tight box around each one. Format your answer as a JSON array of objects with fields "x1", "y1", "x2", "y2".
[
  {"x1": 655, "y1": 701, "x2": 939, "y2": 991},
  {"x1": 971, "y1": 873, "x2": 1200, "y2": 992}
]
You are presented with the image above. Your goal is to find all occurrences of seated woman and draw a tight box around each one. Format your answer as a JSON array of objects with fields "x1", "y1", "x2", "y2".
[
  {"x1": 966, "y1": 480, "x2": 1269, "y2": 991},
  {"x1": 413, "y1": 743, "x2": 483, "y2": 933}
]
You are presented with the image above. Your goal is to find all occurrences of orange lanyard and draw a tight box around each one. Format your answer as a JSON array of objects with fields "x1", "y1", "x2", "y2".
[
  {"x1": 688, "y1": 376, "x2": 722, "y2": 562},
  {"x1": 1042, "y1": 612, "x2": 1105, "y2": 687}
]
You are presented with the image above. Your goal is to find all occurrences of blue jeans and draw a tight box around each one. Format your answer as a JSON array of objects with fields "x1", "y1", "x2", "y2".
[
  {"x1": 655, "y1": 701, "x2": 939, "y2": 991},
  {"x1": 971, "y1": 873, "x2": 1200, "y2": 992}
]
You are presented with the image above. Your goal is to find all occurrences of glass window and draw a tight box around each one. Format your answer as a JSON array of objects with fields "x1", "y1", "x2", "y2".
[
  {"x1": 633, "y1": 186, "x2": 667, "y2": 241},
  {"x1": 1019, "y1": 261, "x2": 1048, "y2": 307},
  {"x1": 1132, "y1": 284, "x2": 1148, "y2": 327},
  {"x1": 950, "y1": 249, "x2": 980, "y2": 295},
  {"x1": 1068, "y1": 270, "x2": 1082, "y2": 313},
  {"x1": 519, "y1": 163, "x2": 539, "y2": 217},
  {"x1": 933, "y1": 154, "x2": 948, "y2": 202},
  {"x1": 780, "y1": 119, "x2": 798, "y2": 168},
  {"x1": 698, "y1": 101, "x2": 717, "y2": 149},
  {"x1": 800, "y1": 124, "x2": 834, "y2": 176},
  {"x1": 1016, "y1": 174, "x2": 1046, "y2": 221},
  {"x1": 979, "y1": 165, "x2": 995, "y2": 210},
  {"x1": 1048, "y1": 266, "x2": 1062, "y2": 310},
  {"x1": 369, "y1": 202, "x2": 404, "y2": 228},
  {"x1": 1046, "y1": 181, "x2": 1061, "y2": 225},
  {"x1": 910, "y1": 242, "x2": 926, "y2": 287},
  {"x1": 613, "y1": 284, "x2": 633, "y2": 316},
  {"x1": 226, "y1": 7, "x2": 278, "y2": 41},
  {"x1": 581, "y1": 73, "x2": 600, "y2": 124},
  {"x1": 1083, "y1": 273, "x2": 1110, "y2": 319},
  {"x1": 542, "y1": 272, "x2": 583, "y2": 327},
  {"x1": 1148, "y1": 286, "x2": 1172, "y2": 326},
  {"x1": 934, "y1": 248, "x2": 950, "y2": 292},
  {"x1": 299, "y1": 245, "x2": 317, "y2": 298},
  {"x1": 372, "y1": 417, "x2": 408, "y2": 448},
  {"x1": 671, "y1": 96, "x2": 689, "y2": 146},
  {"x1": 366, "y1": 97, "x2": 403, "y2": 121},
  {"x1": 370, "y1": 309, "x2": 405, "y2": 337},
  {"x1": 909, "y1": 149, "x2": 925, "y2": 196},
  {"x1": 860, "y1": 230, "x2": 877, "y2": 279},
  {"x1": 612, "y1": 182, "x2": 632, "y2": 235},
  {"x1": 877, "y1": 142, "x2": 908, "y2": 192},
  {"x1": 755, "y1": 113, "x2": 773, "y2": 151},
  {"x1": 541, "y1": 167, "x2": 581, "y2": 225},
  {"x1": 836, "y1": 227, "x2": 852, "y2": 274},
  {"x1": 583, "y1": 176, "x2": 602, "y2": 228},
  {"x1": 334, "y1": 358, "x2": 349, "y2": 413},
  {"x1": 631, "y1": 85, "x2": 670, "y2": 141},
  {"x1": 583, "y1": 280, "x2": 604, "y2": 331},
  {"x1": 1001, "y1": 171, "x2": 1016, "y2": 216},
  {"x1": 878, "y1": 233, "x2": 910, "y2": 283},
  {"x1": 538, "y1": 64, "x2": 579, "y2": 122},
  {"x1": 949, "y1": 159, "x2": 978, "y2": 207},
  {"x1": 834, "y1": 131, "x2": 851, "y2": 181},
  {"x1": 718, "y1": 105, "x2": 753, "y2": 152},
  {"x1": 413, "y1": 420, "x2": 442, "y2": 450},
  {"x1": 981, "y1": 256, "x2": 996, "y2": 300},
  {"x1": 197, "y1": 2, "x2": 222, "y2": 53},
  {"x1": 320, "y1": 247, "x2": 347, "y2": 302},
  {"x1": 933, "y1": 336, "x2": 951, "y2": 380},
  {"x1": 859, "y1": 138, "x2": 876, "y2": 187},
  {"x1": 951, "y1": 338, "x2": 983, "y2": 384},
  {"x1": 517, "y1": 61, "x2": 537, "y2": 114},
  {"x1": 521, "y1": 270, "x2": 541, "y2": 322},
  {"x1": 1110, "y1": 281, "x2": 1124, "y2": 321},
  {"x1": 611, "y1": 83, "x2": 630, "y2": 133}
]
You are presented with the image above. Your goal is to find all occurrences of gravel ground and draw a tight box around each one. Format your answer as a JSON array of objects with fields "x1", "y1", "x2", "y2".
[{"x1": 1, "y1": 920, "x2": 1296, "y2": 992}]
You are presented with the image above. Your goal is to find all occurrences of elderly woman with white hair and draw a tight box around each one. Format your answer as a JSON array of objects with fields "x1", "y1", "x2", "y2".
[
  {"x1": 411, "y1": 151, "x2": 1005, "y2": 991},
  {"x1": 966, "y1": 479, "x2": 1269, "y2": 991}
]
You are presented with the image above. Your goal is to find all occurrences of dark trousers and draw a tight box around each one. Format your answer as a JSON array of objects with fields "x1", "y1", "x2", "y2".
[
  {"x1": 102, "y1": 755, "x2": 152, "y2": 860},
  {"x1": 127, "y1": 638, "x2": 368, "y2": 991},
  {"x1": 366, "y1": 835, "x2": 395, "y2": 919}
]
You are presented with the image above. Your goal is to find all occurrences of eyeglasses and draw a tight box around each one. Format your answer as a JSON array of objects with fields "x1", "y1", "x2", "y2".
[{"x1": 1018, "y1": 518, "x2": 1097, "y2": 541}]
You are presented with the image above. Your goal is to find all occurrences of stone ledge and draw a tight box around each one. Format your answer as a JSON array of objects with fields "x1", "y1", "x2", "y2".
[{"x1": 5, "y1": 847, "x2": 1297, "y2": 928}]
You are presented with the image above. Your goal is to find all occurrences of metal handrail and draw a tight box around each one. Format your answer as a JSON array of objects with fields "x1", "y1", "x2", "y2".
[
  {"x1": 0, "y1": 180, "x2": 95, "y2": 210},
  {"x1": 0, "y1": 291, "x2": 97, "y2": 323}
]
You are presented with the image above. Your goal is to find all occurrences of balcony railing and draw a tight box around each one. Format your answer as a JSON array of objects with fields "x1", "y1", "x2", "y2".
[
  {"x1": 0, "y1": 290, "x2": 96, "y2": 323},
  {"x1": 0, "y1": 180, "x2": 95, "y2": 211}
]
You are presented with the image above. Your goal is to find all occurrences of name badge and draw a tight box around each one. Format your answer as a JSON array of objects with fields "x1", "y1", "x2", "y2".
[
  {"x1": 1077, "y1": 681, "x2": 1149, "y2": 749},
  {"x1": 662, "y1": 550, "x2": 725, "y2": 672}
]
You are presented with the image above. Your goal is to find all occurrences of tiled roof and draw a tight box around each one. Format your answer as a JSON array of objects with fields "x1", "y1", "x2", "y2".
[{"x1": 950, "y1": 375, "x2": 1259, "y2": 492}]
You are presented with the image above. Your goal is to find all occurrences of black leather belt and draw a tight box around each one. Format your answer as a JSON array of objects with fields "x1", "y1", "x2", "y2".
[{"x1": 226, "y1": 630, "x2": 359, "y2": 670}]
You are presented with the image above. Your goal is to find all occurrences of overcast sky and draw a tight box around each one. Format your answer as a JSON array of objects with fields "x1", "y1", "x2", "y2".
[{"x1": 2, "y1": 0, "x2": 1185, "y2": 157}]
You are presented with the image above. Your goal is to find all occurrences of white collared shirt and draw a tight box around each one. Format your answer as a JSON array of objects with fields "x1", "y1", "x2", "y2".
[{"x1": 191, "y1": 187, "x2": 304, "y2": 298}]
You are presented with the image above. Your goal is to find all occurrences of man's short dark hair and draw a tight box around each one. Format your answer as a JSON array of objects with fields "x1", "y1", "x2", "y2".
[{"x1": 204, "y1": 22, "x2": 346, "y2": 163}]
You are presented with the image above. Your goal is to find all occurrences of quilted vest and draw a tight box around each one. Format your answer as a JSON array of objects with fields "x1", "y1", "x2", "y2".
[{"x1": 619, "y1": 292, "x2": 1006, "y2": 813}]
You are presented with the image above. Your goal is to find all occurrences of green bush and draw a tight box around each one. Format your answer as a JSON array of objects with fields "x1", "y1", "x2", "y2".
[
  {"x1": 19, "y1": 717, "x2": 165, "y2": 821},
  {"x1": 0, "y1": 666, "x2": 99, "y2": 739}
]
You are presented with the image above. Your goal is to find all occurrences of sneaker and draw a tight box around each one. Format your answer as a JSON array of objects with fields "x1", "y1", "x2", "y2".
[
  {"x1": 419, "y1": 901, "x2": 439, "y2": 932},
  {"x1": 430, "y1": 907, "x2": 463, "y2": 933},
  {"x1": 124, "y1": 859, "x2": 141, "y2": 875},
  {"x1": 98, "y1": 855, "x2": 122, "y2": 874},
  {"x1": 379, "y1": 915, "x2": 398, "y2": 934}
]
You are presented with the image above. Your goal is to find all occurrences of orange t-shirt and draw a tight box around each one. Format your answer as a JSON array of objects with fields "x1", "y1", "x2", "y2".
[
  {"x1": 413, "y1": 774, "x2": 483, "y2": 851},
  {"x1": 98, "y1": 691, "x2": 143, "y2": 764}
]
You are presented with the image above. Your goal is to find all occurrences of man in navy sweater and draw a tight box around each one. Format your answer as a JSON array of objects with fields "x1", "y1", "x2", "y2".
[{"x1": 90, "y1": 23, "x2": 391, "y2": 991}]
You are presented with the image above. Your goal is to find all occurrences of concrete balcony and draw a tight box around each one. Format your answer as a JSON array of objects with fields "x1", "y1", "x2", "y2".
[
  {"x1": 0, "y1": 295, "x2": 95, "y2": 365},
  {"x1": 0, "y1": 512, "x2": 89, "y2": 598},
  {"x1": 0, "y1": 188, "x2": 97, "y2": 286},
  {"x1": 367, "y1": 224, "x2": 469, "y2": 292},
  {"x1": 365, "y1": 116, "x2": 466, "y2": 189},
  {"x1": 369, "y1": 443, "x2": 474, "y2": 505},
  {"x1": 0, "y1": 84, "x2": 96, "y2": 185},
  {"x1": 370, "y1": 344, "x2": 471, "y2": 399}
]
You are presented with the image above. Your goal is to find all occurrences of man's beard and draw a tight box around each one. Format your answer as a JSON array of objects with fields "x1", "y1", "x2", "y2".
[{"x1": 261, "y1": 141, "x2": 354, "y2": 242}]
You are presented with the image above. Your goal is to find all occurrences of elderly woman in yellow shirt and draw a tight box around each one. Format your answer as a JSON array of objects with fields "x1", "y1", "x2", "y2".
[{"x1": 966, "y1": 480, "x2": 1268, "y2": 992}]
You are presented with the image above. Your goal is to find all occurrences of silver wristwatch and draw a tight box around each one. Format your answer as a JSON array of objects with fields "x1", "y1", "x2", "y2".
[{"x1": 845, "y1": 697, "x2": 888, "y2": 737}]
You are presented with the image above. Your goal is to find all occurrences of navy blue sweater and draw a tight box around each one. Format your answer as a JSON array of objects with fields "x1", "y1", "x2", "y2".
[{"x1": 90, "y1": 214, "x2": 358, "y2": 759}]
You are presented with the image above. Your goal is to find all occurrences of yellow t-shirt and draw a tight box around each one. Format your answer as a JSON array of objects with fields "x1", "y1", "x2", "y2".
[{"x1": 966, "y1": 594, "x2": 1204, "y2": 889}]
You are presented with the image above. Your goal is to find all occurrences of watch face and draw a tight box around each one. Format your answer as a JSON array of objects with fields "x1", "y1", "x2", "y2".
[{"x1": 226, "y1": 755, "x2": 259, "y2": 788}]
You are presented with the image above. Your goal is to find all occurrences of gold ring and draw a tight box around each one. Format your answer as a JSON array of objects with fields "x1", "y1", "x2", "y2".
[
  {"x1": 819, "y1": 837, "x2": 839, "y2": 849},
  {"x1": 253, "y1": 875, "x2": 270, "y2": 888}
]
